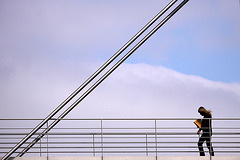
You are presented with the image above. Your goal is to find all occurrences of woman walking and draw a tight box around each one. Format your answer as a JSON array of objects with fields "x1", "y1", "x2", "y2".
[{"x1": 197, "y1": 106, "x2": 214, "y2": 156}]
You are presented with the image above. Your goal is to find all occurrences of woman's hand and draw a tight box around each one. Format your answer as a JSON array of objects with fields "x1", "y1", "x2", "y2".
[{"x1": 197, "y1": 129, "x2": 201, "y2": 135}]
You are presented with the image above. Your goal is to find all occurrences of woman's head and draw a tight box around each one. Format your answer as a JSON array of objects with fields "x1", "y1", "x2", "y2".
[{"x1": 198, "y1": 106, "x2": 211, "y2": 116}]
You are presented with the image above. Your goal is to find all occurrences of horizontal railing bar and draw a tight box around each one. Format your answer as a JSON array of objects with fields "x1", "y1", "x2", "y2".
[
  {"x1": 1, "y1": 142, "x2": 240, "y2": 145},
  {"x1": 1, "y1": 118, "x2": 240, "y2": 121},
  {"x1": 1, "y1": 132, "x2": 239, "y2": 136},
  {"x1": 1, "y1": 128, "x2": 240, "y2": 130},
  {"x1": 0, "y1": 128, "x2": 198, "y2": 130},
  {"x1": 1, "y1": 136, "x2": 240, "y2": 140},
  {"x1": 1, "y1": 146, "x2": 240, "y2": 149},
  {"x1": 2, "y1": 135, "x2": 239, "y2": 138},
  {"x1": 1, "y1": 151, "x2": 239, "y2": 154}
]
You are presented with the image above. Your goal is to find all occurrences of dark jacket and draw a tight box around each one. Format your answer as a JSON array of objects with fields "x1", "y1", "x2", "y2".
[{"x1": 200, "y1": 112, "x2": 212, "y2": 136}]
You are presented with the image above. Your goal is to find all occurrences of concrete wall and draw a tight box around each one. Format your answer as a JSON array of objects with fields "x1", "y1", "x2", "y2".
[{"x1": 5, "y1": 156, "x2": 240, "y2": 160}]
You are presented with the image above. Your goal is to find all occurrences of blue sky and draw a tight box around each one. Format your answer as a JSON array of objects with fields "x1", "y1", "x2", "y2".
[
  {"x1": 125, "y1": 0, "x2": 240, "y2": 82},
  {"x1": 0, "y1": 0, "x2": 240, "y2": 119}
]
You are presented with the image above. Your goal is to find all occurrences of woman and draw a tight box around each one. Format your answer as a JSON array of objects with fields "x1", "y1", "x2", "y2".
[{"x1": 197, "y1": 106, "x2": 214, "y2": 156}]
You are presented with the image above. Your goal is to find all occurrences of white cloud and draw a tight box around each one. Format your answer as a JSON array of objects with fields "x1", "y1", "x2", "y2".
[
  {"x1": 2, "y1": 62, "x2": 239, "y2": 119},
  {"x1": 76, "y1": 63, "x2": 240, "y2": 118}
]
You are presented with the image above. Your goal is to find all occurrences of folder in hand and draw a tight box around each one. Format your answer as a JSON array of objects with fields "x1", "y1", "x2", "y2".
[{"x1": 194, "y1": 119, "x2": 201, "y2": 128}]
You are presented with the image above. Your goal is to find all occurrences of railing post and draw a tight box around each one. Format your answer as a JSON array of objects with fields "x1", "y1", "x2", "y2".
[
  {"x1": 146, "y1": 134, "x2": 148, "y2": 156},
  {"x1": 209, "y1": 118, "x2": 212, "y2": 160},
  {"x1": 39, "y1": 138, "x2": 42, "y2": 157},
  {"x1": 101, "y1": 119, "x2": 103, "y2": 158},
  {"x1": 155, "y1": 119, "x2": 158, "y2": 159},
  {"x1": 47, "y1": 121, "x2": 49, "y2": 158},
  {"x1": 93, "y1": 134, "x2": 95, "y2": 156}
]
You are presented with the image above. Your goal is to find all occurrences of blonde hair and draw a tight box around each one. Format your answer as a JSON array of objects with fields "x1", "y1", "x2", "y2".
[{"x1": 198, "y1": 106, "x2": 211, "y2": 114}]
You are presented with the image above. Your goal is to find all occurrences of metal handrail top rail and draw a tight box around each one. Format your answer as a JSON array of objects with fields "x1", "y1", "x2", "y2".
[{"x1": 1, "y1": 118, "x2": 240, "y2": 120}]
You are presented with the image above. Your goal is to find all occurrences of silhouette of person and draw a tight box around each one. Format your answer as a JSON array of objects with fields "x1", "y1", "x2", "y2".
[{"x1": 197, "y1": 106, "x2": 214, "y2": 156}]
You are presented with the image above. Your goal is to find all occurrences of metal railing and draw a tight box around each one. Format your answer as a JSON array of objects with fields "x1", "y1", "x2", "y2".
[{"x1": 0, "y1": 118, "x2": 240, "y2": 158}]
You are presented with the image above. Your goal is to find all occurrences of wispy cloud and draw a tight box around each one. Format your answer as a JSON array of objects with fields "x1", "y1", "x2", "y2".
[
  {"x1": 77, "y1": 63, "x2": 240, "y2": 118},
  {"x1": 1, "y1": 62, "x2": 239, "y2": 119}
]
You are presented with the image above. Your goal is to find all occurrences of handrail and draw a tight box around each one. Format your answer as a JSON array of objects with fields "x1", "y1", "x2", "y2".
[
  {"x1": 3, "y1": 117, "x2": 240, "y2": 120},
  {"x1": 0, "y1": 118, "x2": 239, "y2": 158}
]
